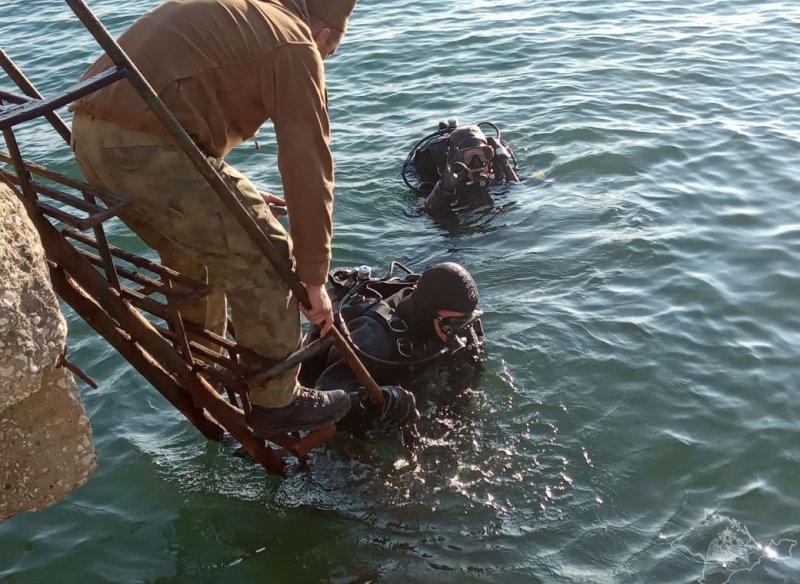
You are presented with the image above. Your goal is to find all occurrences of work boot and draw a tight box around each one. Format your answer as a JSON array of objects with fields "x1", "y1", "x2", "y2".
[{"x1": 249, "y1": 387, "x2": 350, "y2": 438}]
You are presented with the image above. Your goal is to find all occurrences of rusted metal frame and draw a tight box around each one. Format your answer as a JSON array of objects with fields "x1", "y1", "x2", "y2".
[
  {"x1": 3, "y1": 129, "x2": 222, "y2": 440},
  {"x1": 24, "y1": 197, "x2": 284, "y2": 472},
  {"x1": 3, "y1": 32, "x2": 307, "y2": 472},
  {"x1": 0, "y1": 168, "x2": 115, "y2": 214},
  {"x1": 62, "y1": 227, "x2": 208, "y2": 291},
  {"x1": 0, "y1": 151, "x2": 127, "y2": 206},
  {"x1": 0, "y1": 48, "x2": 73, "y2": 143},
  {"x1": 74, "y1": 245, "x2": 211, "y2": 309},
  {"x1": 247, "y1": 335, "x2": 335, "y2": 388},
  {"x1": 65, "y1": 0, "x2": 386, "y2": 406},
  {"x1": 0, "y1": 66, "x2": 124, "y2": 130},
  {"x1": 0, "y1": 54, "x2": 124, "y2": 290},
  {"x1": 47, "y1": 264, "x2": 226, "y2": 441}
]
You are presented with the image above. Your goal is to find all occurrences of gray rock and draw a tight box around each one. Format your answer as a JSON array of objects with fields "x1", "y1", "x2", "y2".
[{"x1": 0, "y1": 182, "x2": 96, "y2": 520}]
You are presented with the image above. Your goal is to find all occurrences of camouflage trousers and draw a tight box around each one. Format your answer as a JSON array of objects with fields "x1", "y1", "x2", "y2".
[{"x1": 71, "y1": 115, "x2": 300, "y2": 407}]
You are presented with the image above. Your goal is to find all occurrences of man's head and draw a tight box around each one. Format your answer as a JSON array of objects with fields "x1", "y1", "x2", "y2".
[
  {"x1": 399, "y1": 262, "x2": 480, "y2": 342},
  {"x1": 307, "y1": 0, "x2": 357, "y2": 59}
]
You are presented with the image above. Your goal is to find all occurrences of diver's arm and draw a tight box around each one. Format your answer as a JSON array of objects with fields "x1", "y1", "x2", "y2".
[
  {"x1": 424, "y1": 181, "x2": 457, "y2": 215},
  {"x1": 424, "y1": 148, "x2": 469, "y2": 215}
]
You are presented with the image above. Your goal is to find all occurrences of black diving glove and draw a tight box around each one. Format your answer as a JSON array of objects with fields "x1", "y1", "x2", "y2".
[
  {"x1": 425, "y1": 148, "x2": 468, "y2": 214},
  {"x1": 351, "y1": 385, "x2": 419, "y2": 426},
  {"x1": 439, "y1": 146, "x2": 468, "y2": 193},
  {"x1": 364, "y1": 385, "x2": 420, "y2": 427},
  {"x1": 338, "y1": 386, "x2": 420, "y2": 431}
]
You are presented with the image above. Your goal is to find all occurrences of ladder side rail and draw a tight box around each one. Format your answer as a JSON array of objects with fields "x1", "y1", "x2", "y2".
[
  {"x1": 0, "y1": 66, "x2": 125, "y2": 130},
  {"x1": 21, "y1": 185, "x2": 283, "y2": 470}
]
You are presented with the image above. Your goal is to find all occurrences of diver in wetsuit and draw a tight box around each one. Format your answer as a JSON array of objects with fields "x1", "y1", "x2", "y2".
[
  {"x1": 402, "y1": 120, "x2": 520, "y2": 216},
  {"x1": 300, "y1": 262, "x2": 484, "y2": 430}
]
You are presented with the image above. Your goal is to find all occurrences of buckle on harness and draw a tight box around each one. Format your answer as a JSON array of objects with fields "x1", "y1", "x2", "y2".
[
  {"x1": 396, "y1": 337, "x2": 414, "y2": 358},
  {"x1": 388, "y1": 316, "x2": 408, "y2": 333}
]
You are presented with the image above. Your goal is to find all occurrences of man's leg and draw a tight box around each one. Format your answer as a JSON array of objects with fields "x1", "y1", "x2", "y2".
[
  {"x1": 72, "y1": 116, "x2": 349, "y2": 434},
  {"x1": 203, "y1": 160, "x2": 350, "y2": 434},
  {"x1": 210, "y1": 253, "x2": 300, "y2": 407},
  {"x1": 72, "y1": 116, "x2": 227, "y2": 357}
]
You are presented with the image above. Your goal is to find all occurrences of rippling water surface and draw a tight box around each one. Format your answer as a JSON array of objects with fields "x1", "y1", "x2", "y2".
[{"x1": 2, "y1": 0, "x2": 800, "y2": 582}]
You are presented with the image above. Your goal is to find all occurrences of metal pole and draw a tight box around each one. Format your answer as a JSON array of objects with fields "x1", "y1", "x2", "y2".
[{"x1": 64, "y1": 0, "x2": 385, "y2": 404}]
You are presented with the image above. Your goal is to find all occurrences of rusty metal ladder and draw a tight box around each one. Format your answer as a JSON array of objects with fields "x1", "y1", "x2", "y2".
[{"x1": 0, "y1": 0, "x2": 384, "y2": 474}]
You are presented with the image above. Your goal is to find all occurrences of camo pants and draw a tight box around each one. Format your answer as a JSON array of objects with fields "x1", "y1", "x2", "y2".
[{"x1": 71, "y1": 115, "x2": 300, "y2": 407}]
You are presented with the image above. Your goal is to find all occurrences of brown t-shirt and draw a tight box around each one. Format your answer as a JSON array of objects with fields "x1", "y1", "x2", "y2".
[{"x1": 72, "y1": 0, "x2": 334, "y2": 284}]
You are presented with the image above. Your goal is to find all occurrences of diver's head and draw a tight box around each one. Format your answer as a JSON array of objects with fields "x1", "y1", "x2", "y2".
[
  {"x1": 448, "y1": 126, "x2": 494, "y2": 185},
  {"x1": 307, "y1": 0, "x2": 357, "y2": 59},
  {"x1": 398, "y1": 262, "x2": 480, "y2": 342}
]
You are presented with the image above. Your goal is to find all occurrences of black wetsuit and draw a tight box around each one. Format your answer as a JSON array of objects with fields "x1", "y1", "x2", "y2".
[{"x1": 300, "y1": 285, "x2": 482, "y2": 429}]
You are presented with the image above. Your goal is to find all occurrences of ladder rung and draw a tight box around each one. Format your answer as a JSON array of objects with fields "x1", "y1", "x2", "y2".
[
  {"x1": 0, "y1": 66, "x2": 126, "y2": 130},
  {"x1": 62, "y1": 228, "x2": 210, "y2": 291},
  {"x1": 0, "y1": 149, "x2": 128, "y2": 207},
  {"x1": 0, "y1": 168, "x2": 119, "y2": 214}
]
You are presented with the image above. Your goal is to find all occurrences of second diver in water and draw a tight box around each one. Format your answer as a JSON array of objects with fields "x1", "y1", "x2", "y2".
[{"x1": 402, "y1": 119, "x2": 520, "y2": 216}]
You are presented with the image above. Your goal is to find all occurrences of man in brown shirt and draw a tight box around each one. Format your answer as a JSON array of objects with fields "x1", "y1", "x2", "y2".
[{"x1": 70, "y1": 0, "x2": 357, "y2": 437}]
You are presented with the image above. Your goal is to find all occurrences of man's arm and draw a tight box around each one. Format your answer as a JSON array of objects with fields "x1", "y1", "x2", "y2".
[
  {"x1": 268, "y1": 43, "x2": 334, "y2": 286},
  {"x1": 267, "y1": 43, "x2": 335, "y2": 330},
  {"x1": 424, "y1": 180, "x2": 458, "y2": 215}
]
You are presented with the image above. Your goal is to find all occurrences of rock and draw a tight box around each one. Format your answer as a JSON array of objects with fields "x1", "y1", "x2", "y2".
[{"x1": 0, "y1": 182, "x2": 96, "y2": 520}]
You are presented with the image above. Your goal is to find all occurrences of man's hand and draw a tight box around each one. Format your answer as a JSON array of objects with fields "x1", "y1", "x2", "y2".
[
  {"x1": 301, "y1": 283, "x2": 334, "y2": 335},
  {"x1": 259, "y1": 190, "x2": 288, "y2": 218}
]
